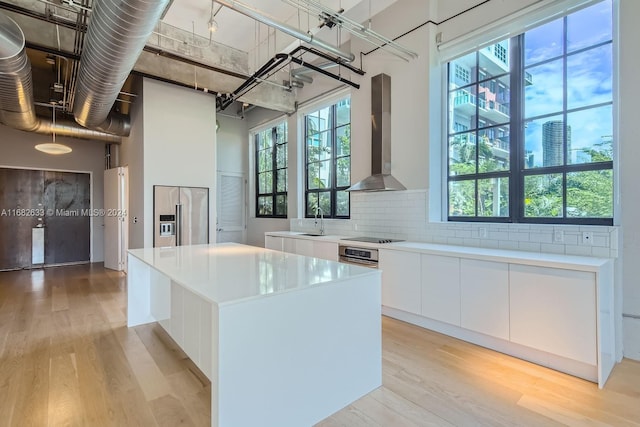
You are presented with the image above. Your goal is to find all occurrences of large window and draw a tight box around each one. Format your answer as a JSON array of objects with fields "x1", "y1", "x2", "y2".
[
  {"x1": 447, "y1": 0, "x2": 613, "y2": 225},
  {"x1": 255, "y1": 121, "x2": 287, "y2": 217},
  {"x1": 304, "y1": 98, "x2": 351, "y2": 218}
]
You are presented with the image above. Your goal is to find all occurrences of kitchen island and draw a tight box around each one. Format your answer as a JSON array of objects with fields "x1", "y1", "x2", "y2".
[{"x1": 127, "y1": 243, "x2": 382, "y2": 427}]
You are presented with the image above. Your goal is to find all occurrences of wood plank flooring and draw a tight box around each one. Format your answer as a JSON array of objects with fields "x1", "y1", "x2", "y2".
[{"x1": 0, "y1": 264, "x2": 638, "y2": 426}]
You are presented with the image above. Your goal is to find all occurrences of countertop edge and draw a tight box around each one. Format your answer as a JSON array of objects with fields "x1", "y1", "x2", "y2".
[{"x1": 264, "y1": 232, "x2": 613, "y2": 271}]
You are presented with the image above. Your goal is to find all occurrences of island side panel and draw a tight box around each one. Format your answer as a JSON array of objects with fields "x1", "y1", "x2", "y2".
[
  {"x1": 215, "y1": 272, "x2": 382, "y2": 427},
  {"x1": 127, "y1": 254, "x2": 156, "y2": 327}
]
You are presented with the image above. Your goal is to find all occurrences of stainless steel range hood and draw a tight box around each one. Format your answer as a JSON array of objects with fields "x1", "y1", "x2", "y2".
[{"x1": 346, "y1": 73, "x2": 406, "y2": 192}]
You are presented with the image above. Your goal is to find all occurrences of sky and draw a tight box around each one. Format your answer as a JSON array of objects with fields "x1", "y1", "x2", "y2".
[{"x1": 523, "y1": 0, "x2": 613, "y2": 167}]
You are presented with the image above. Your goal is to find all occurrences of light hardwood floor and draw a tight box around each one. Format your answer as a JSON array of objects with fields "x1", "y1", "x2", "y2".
[{"x1": 0, "y1": 264, "x2": 638, "y2": 426}]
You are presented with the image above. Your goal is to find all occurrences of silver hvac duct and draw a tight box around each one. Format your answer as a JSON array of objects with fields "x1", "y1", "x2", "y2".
[
  {"x1": 0, "y1": 12, "x2": 38, "y2": 131},
  {"x1": 73, "y1": 0, "x2": 170, "y2": 136},
  {"x1": 216, "y1": 0, "x2": 355, "y2": 63},
  {"x1": 0, "y1": 12, "x2": 121, "y2": 143}
]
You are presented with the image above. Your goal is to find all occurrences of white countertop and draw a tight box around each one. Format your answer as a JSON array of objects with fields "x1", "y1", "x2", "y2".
[
  {"x1": 265, "y1": 231, "x2": 612, "y2": 271},
  {"x1": 128, "y1": 243, "x2": 379, "y2": 306}
]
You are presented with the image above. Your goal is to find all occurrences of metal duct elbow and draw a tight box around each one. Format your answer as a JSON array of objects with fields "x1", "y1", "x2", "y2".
[
  {"x1": 73, "y1": 0, "x2": 169, "y2": 134},
  {"x1": 0, "y1": 12, "x2": 38, "y2": 131}
]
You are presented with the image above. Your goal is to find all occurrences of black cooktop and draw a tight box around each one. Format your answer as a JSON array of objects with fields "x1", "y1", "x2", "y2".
[{"x1": 341, "y1": 236, "x2": 405, "y2": 244}]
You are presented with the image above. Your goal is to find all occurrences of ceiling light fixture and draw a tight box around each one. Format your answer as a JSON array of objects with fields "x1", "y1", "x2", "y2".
[
  {"x1": 208, "y1": 0, "x2": 219, "y2": 33},
  {"x1": 208, "y1": 16, "x2": 218, "y2": 33},
  {"x1": 35, "y1": 106, "x2": 72, "y2": 155}
]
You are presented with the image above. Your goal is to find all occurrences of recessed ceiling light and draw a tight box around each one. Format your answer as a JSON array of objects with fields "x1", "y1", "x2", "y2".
[{"x1": 35, "y1": 143, "x2": 72, "y2": 155}]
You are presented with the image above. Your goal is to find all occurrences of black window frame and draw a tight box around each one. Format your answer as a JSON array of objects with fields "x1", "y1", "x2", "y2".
[
  {"x1": 304, "y1": 99, "x2": 351, "y2": 219},
  {"x1": 446, "y1": 3, "x2": 613, "y2": 226},
  {"x1": 255, "y1": 121, "x2": 288, "y2": 218}
]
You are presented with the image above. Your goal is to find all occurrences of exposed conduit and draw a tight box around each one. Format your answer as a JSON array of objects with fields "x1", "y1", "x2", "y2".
[
  {"x1": 216, "y1": 0, "x2": 355, "y2": 63},
  {"x1": 0, "y1": 12, "x2": 121, "y2": 143}
]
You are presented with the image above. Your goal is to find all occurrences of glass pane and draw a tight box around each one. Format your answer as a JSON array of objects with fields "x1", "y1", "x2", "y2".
[
  {"x1": 336, "y1": 125, "x2": 351, "y2": 156},
  {"x1": 274, "y1": 123, "x2": 286, "y2": 144},
  {"x1": 307, "y1": 131, "x2": 331, "y2": 162},
  {"x1": 275, "y1": 195, "x2": 287, "y2": 216},
  {"x1": 257, "y1": 149, "x2": 271, "y2": 172},
  {"x1": 448, "y1": 132, "x2": 476, "y2": 176},
  {"x1": 525, "y1": 59, "x2": 563, "y2": 119},
  {"x1": 567, "y1": 44, "x2": 612, "y2": 110},
  {"x1": 479, "y1": 40, "x2": 510, "y2": 78},
  {"x1": 258, "y1": 172, "x2": 272, "y2": 194},
  {"x1": 261, "y1": 129, "x2": 273, "y2": 149},
  {"x1": 306, "y1": 193, "x2": 318, "y2": 217},
  {"x1": 478, "y1": 177, "x2": 509, "y2": 217},
  {"x1": 306, "y1": 106, "x2": 331, "y2": 134},
  {"x1": 567, "y1": 105, "x2": 613, "y2": 164},
  {"x1": 307, "y1": 160, "x2": 331, "y2": 190},
  {"x1": 276, "y1": 169, "x2": 287, "y2": 192},
  {"x1": 336, "y1": 190, "x2": 349, "y2": 216},
  {"x1": 523, "y1": 115, "x2": 564, "y2": 168},
  {"x1": 524, "y1": 18, "x2": 563, "y2": 65},
  {"x1": 478, "y1": 127, "x2": 509, "y2": 172},
  {"x1": 567, "y1": 170, "x2": 613, "y2": 218},
  {"x1": 276, "y1": 143, "x2": 287, "y2": 168},
  {"x1": 524, "y1": 173, "x2": 563, "y2": 218},
  {"x1": 318, "y1": 191, "x2": 331, "y2": 216},
  {"x1": 478, "y1": 77, "x2": 510, "y2": 127},
  {"x1": 450, "y1": 86, "x2": 478, "y2": 132},
  {"x1": 567, "y1": 0, "x2": 612, "y2": 53},
  {"x1": 257, "y1": 196, "x2": 273, "y2": 216},
  {"x1": 336, "y1": 99, "x2": 350, "y2": 126},
  {"x1": 449, "y1": 180, "x2": 476, "y2": 217},
  {"x1": 336, "y1": 156, "x2": 350, "y2": 187},
  {"x1": 449, "y1": 51, "x2": 476, "y2": 89}
]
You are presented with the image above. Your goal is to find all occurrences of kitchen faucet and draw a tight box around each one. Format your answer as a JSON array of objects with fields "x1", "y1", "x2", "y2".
[{"x1": 314, "y1": 206, "x2": 325, "y2": 235}]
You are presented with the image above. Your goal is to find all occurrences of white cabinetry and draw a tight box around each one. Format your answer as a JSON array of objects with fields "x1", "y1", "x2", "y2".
[
  {"x1": 509, "y1": 264, "x2": 597, "y2": 365},
  {"x1": 265, "y1": 234, "x2": 338, "y2": 261},
  {"x1": 379, "y1": 249, "x2": 421, "y2": 314},
  {"x1": 265, "y1": 235, "x2": 283, "y2": 251},
  {"x1": 421, "y1": 254, "x2": 460, "y2": 326},
  {"x1": 314, "y1": 241, "x2": 338, "y2": 261},
  {"x1": 378, "y1": 244, "x2": 614, "y2": 387},
  {"x1": 460, "y1": 259, "x2": 509, "y2": 340},
  {"x1": 163, "y1": 281, "x2": 214, "y2": 379}
]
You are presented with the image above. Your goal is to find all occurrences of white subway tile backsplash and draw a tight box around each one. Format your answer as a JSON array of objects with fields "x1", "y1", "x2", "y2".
[
  {"x1": 540, "y1": 243, "x2": 566, "y2": 254},
  {"x1": 592, "y1": 247, "x2": 612, "y2": 257},
  {"x1": 565, "y1": 245, "x2": 593, "y2": 256},
  {"x1": 519, "y1": 241, "x2": 541, "y2": 252},
  {"x1": 499, "y1": 241, "x2": 520, "y2": 250},
  {"x1": 290, "y1": 189, "x2": 618, "y2": 258}
]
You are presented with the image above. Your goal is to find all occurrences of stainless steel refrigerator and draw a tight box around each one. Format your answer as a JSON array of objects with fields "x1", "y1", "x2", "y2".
[{"x1": 153, "y1": 185, "x2": 209, "y2": 247}]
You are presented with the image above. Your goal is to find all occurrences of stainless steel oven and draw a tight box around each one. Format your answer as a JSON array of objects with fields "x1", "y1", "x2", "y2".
[{"x1": 338, "y1": 245, "x2": 379, "y2": 268}]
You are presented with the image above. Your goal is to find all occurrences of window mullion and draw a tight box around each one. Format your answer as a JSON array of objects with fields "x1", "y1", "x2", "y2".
[
  {"x1": 562, "y1": 15, "x2": 569, "y2": 221},
  {"x1": 511, "y1": 34, "x2": 525, "y2": 223}
]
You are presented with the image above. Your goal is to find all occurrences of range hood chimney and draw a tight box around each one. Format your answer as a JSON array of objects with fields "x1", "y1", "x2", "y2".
[{"x1": 346, "y1": 73, "x2": 406, "y2": 192}]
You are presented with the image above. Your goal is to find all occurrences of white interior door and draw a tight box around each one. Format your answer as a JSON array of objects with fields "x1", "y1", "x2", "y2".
[
  {"x1": 216, "y1": 172, "x2": 246, "y2": 243},
  {"x1": 104, "y1": 167, "x2": 128, "y2": 271}
]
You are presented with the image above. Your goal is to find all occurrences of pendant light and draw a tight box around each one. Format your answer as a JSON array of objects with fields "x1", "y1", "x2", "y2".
[
  {"x1": 208, "y1": 0, "x2": 219, "y2": 33},
  {"x1": 35, "y1": 105, "x2": 72, "y2": 155}
]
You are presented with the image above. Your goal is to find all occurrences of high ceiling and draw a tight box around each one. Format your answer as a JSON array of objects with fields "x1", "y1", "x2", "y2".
[
  {"x1": 161, "y1": 0, "x2": 399, "y2": 56},
  {"x1": 0, "y1": 0, "x2": 405, "y2": 133}
]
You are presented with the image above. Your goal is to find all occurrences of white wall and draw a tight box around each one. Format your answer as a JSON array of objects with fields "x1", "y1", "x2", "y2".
[
  {"x1": 0, "y1": 124, "x2": 106, "y2": 261},
  {"x1": 618, "y1": 0, "x2": 640, "y2": 360},
  {"x1": 119, "y1": 78, "x2": 145, "y2": 249},
  {"x1": 142, "y1": 78, "x2": 217, "y2": 248},
  {"x1": 217, "y1": 115, "x2": 248, "y2": 174}
]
